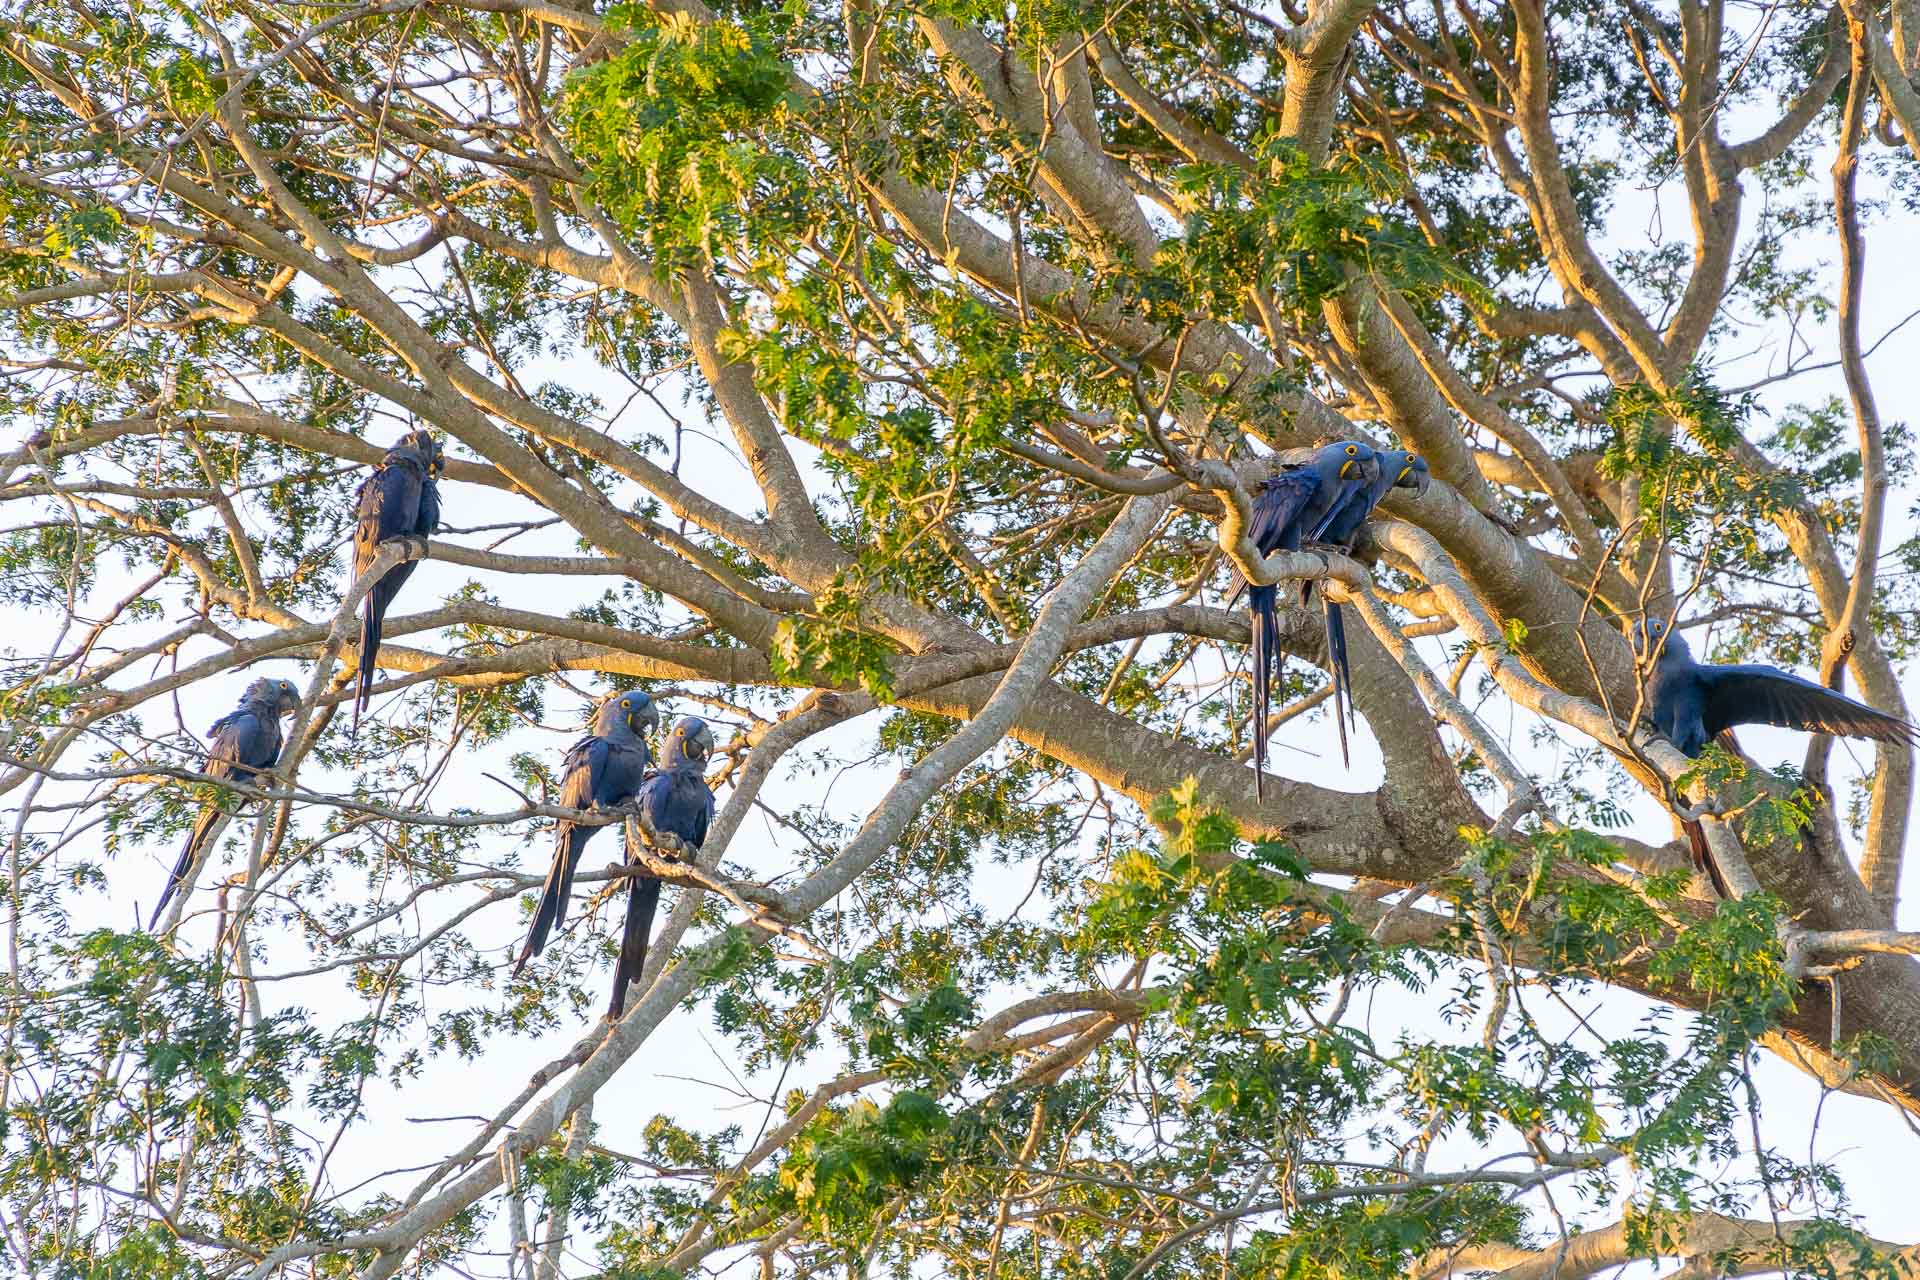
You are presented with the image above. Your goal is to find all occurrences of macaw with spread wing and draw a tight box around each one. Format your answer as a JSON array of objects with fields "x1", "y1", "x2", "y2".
[{"x1": 1633, "y1": 616, "x2": 1915, "y2": 896}]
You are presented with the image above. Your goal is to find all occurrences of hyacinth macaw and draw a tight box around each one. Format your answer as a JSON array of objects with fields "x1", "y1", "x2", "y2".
[
  {"x1": 352, "y1": 429, "x2": 443, "y2": 730},
  {"x1": 1308, "y1": 450, "x2": 1431, "y2": 766},
  {"x1": 151, "y1": 676, "x2": 301, "y2": 928},
  {"x1": 608, "y1": 715, "x2": 717, "y2": 1020},
  {"x1": 1632, "y1": 616, "x2": 1916, "y2": 896},
  {"x1": 513, "y1": 690, "x2": 658, "y2": 974}
]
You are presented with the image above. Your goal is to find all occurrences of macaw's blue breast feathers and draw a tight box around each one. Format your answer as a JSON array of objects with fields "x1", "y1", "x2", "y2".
[{"x1": 1303, "y1": 442, "x2": 1378, "y2": 542}]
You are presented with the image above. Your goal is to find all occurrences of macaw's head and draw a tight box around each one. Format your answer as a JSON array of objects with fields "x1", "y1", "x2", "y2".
[
  {"x1": 664, "y1": 716, "x2": 717, "y2": 769},
  {"x1": 245, "y1": 677, "x2": 302, "y2": 715},
  {"x1": 1317, "y1": 440, "x2": 1376, "y2": 485},
  {"x1": 1629, "y1": 616, "x2": 1688, "y2": 663},
  {"x1": 595, "y1": 689, "x2": 661, "y2": 739},
  {"x1": 390, "y1": 430, "x2": 444, "y2": 477},
  {"x1": 1391, "y1": 451, "x2": 1431, "y2": 496}
]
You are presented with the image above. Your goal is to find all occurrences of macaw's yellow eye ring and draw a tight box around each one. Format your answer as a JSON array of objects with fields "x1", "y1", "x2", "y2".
[{"x1": 1345, "y1": 445, "x2": 1358, "y2": 456}]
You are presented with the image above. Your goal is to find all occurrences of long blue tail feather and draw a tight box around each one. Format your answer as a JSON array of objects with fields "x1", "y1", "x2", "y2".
[
  {"x1": 609, "y1": 874, "x2": 663, "y2": 1020},
  {"x1": 353, "y1": 596, "x2": 381, "y2": 731},
  {"x1": 1324, "y1": 597, "x2": 1351, "y2": 769},
  {"x1": 1249, "y1": 585, "x2": 1279, "y2": 799},
  {"x1": 151, "y1": 806, "x2": 220, "y2": 930},
  {"x1": 513, "y1": 823, "x2": 590, "y2": 975}
]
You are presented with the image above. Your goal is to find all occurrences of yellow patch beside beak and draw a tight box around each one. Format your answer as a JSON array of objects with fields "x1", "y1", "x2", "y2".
[
  {"x1": 1340, "y1": 460, "x2": 1357, "y2": 478},
  {"x1": 1397, "y1": 465, "x2": 1413, "y2": 482}
]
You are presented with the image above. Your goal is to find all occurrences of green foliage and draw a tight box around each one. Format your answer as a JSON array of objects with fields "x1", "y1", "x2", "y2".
[
  {"x1": 758, "y1": 1091, "x2": 951, "y2": 1256},
  {"x1": 41, "y1": 206, "x2": 122, "y2": 257},
  {"x1": 1678, "y1": 745, "x2": 1822, "y2": 850},
  {"x1": 562, "y1": 7, "x2": 801, "y2": 265},
  {"x1": 1156, "y1": 138, "x2": 1487, "y2": 324},
  {"x1": 1600, "y1": 368, "x2": 1802, "y2": 544},
  {"x1": 0, "y1": 931, "x2": 340, "y2": 1267},
  {"x1": 524, "y1": 1140, "x2": 624, "y2": 1233},
  {"x1": 586, "y1": 791, "x2": 1829, "y2": 1278},
  {"x1": 769, "y1": 577, "x2": 899, "y2": 698}
]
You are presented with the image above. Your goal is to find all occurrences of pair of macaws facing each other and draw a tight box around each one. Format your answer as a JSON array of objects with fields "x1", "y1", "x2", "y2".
[
  {"x1": 1233, "y1": 439, "x2": 1433, "y2": 793},
  {"x1": 151, "y1": 430, "x2": 443, "y2": 927},
  {"x1": 156, "y1": 433, "x2": 717, "y2": 1018}
]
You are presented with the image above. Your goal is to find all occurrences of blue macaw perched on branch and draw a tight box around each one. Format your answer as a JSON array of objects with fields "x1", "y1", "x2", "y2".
[
  {"x1": 608, "y1": 715, "x2": 717, "y2": 1020},
  {"x1": 1227, "y1": 441, "x2": 1377, "y2": 796},
  {"x1": 1307, "y1": 451, "x2": 1431, "y2": 767},
  {"x1": 1632, "y1": 617, "x2": 1917, "y2": 896},
  {"x1": 513, "y1": 691, "x2": 659, "y2": 975},
  {"x1": 151, "y1": 677, "x2": 301, "y2": 929},
  {"x1": 351, "y1": 429, "x2": 443, "y2": 730}
]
